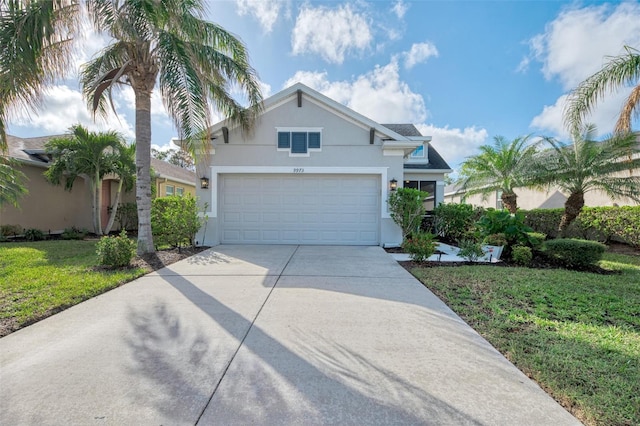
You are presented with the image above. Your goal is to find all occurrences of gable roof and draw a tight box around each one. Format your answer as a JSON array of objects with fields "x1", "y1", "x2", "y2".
[
  {"x1": 382, "y1": 123, "x2": 452, "y2": 172},
  {"x1": 150, "y1": 158, "x2": 195, "y2": 186}
]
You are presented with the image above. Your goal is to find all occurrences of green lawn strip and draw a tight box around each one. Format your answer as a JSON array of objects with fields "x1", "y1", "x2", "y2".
[
  {"x1": 0, "y1": 240, "x2": 145, "y2": 333},
  {"x1": 411, "y1": 253, "x2": 640, "y2": 426}
]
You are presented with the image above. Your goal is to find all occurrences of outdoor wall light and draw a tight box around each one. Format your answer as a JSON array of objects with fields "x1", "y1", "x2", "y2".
[
  {"x1": 389, "y1": 178, "x2": 398, "y2": 191},
  {"x1": 200, "y1": 177, "x2": 210, "y2": 189}
]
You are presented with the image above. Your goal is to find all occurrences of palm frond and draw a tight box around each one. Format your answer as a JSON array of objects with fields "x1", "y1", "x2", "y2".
[{"x1": 0, "y1": 155, "x2": 27, "y2": 207}]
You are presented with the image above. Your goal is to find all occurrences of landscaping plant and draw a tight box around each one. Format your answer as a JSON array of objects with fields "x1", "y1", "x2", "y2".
[
  {"x1": 433, "y1": 203, "x2": 484, "y2": 243},
  {"x1": 477, "y1": 209, "x2": 532, "y2": 246},
  {"x1": 457, "y1": 239, "x2": 485, "y2": 263},
  {"x1": 402, "y1": 232, "x2": 437, "y2": 262},
  {"x1": 511, "y1": 245, "x2": 533, "y2": 266},
  {"x1": 24, "y1": 228, "x2": 45, "y2": 241},
  {"x1": 388, "y1": 187, "x2": 429, "y2": 240},
  {"x1": 543, "y1": 238, "x2": 606, "y2": 268},
  {"x1": 151, "y1": 195, "x2": 201, "y2": 250},
  {"x1": 96, "y1": 230, "x2": 136, "y2": 268}
]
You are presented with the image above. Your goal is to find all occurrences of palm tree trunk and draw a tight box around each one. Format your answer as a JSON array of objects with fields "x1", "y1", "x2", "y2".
[
  {"x1": 559, "y1": 191, "x2": 585, "y2": 234},
  {"x1": 501, "y1": 192, "x2": 518, "y2": 213},
  {"x1": 104, "y1": 179, "x2": 123, "y2": 235},
  {"x1": 135, "y1": 89, "x2": 155, "y2": 254},
  {"x1": 90, "y1": 176, "x2": 102, "y2": 236}
]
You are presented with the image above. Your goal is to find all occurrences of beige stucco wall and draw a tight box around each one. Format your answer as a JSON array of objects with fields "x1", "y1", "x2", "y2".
[{"x1": 156, "y1": 178, "x2": 196, "y2": 198}]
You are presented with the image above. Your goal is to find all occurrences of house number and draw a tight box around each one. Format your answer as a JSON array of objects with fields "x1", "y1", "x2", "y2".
[{"x1": 293, "y1": 168, "x2": 305, "y2": 173}]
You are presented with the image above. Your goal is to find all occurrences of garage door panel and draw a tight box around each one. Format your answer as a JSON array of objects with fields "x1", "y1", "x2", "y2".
[{"x1": 220, "y1": 174, "x2": 379, "y2": 245}]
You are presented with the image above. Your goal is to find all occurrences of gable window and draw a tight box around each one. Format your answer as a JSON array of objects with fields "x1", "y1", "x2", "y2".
[
  {"x1": 410, "y1": 145, "x2": 425, "y2": 158},
  {"x1": 276, "y1": 128, "x2": 322, "y2": 156},
  {"x1": 166, "y1": 185, "x2": 175, "y2": 196}
]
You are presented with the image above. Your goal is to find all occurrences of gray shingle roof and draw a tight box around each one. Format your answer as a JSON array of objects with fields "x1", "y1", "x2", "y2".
[
  {"x1": 381, "y1": 123, "x2": 452, "y2": 171},
  {"x1": 150, "y1": 158, "x2": 196, "y2": 184}
]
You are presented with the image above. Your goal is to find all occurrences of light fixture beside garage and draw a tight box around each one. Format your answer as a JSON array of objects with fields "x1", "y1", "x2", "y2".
[
  {"x1": 200, "y1": 177, "x2": 210, "y2": 189},
  {"x1": 389, "y1": 178, "x2": 398, "y2": 191}
]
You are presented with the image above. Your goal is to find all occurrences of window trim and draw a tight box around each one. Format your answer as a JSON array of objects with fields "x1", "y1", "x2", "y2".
[
  {"x1": 176, "y1": 187, "x2": 184, "y2": 196},
  {"x1": 276, "y1": 127, "x2": 323, "y2": 157},
  {"x1": 165, "y1": 184, "x2": 175, "y2": 196},
  {"x1": 410, "y1": 145, "x2": 425, "y2": 158}
]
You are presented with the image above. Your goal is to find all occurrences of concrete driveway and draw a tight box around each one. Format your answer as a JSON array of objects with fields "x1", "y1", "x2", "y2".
[{"x1": 0, "y1": 245, "x2": 580, "y2": 425}]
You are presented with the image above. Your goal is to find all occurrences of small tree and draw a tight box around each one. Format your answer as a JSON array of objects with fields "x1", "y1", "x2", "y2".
[
  {"x1": 151, "y1": 195, "x2": 201, "y2": 250},
  {"x1": 388, "y1": 188, "x2": 429, "y2": 240}
]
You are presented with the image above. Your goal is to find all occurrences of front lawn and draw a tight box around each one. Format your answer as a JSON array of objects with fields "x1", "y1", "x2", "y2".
[
  {"x1": 0, "y1": 240, "x2": 146, "y2": 337},
  {"x1": 410, "y1": 252, "x2": 640, "y2": 426}
]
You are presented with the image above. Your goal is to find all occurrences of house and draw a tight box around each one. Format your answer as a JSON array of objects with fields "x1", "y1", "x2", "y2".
[
  {"x1": 0, "y1": 135, "x2": 196, "y2": 233},
  {"x1": 195, "y1": 83, "x2": 452, "y2": 247},
  {"x1": 151, "y1": 158, "x2": 196, "y2": 198},
  {"x1": 444, "y1": 182, "x2": 638, "y2": 210}
]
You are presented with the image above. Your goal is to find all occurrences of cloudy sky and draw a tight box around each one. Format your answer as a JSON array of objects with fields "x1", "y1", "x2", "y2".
[{"x1": 7, "y1": 0, "x2": 640, "y2": 170}]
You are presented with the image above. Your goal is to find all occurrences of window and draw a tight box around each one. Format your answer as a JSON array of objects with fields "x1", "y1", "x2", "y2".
[
  {"x1": 410, "y1": 145, "x2": 425, "y2": 158},
  {"x1": 404, "y1": 180, "x2": 436, "y2": 210},
  {"x1": 277, "y1": 128, "x2": 322, "y2": 155},
  {"x1": 176, "y1": 187, "x2": 184, "y2": 196},
  {"x1": 165, "y1": 185, "x2": 174, "y2": 196}
]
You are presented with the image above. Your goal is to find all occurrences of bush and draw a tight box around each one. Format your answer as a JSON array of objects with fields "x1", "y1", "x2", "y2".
[
  {"x1": 114, "y1": 202, "x2": 138, "y2": 231},
  {"x1": 523, "y1": 208, "x2": 603, "y2": 241},
  {"x1": 511, "y1": 245, "x2": 533, "y2": 266},
  {"x1": 579, "y1": 206, "x2": 640, "y2": 247},
  {"x1": 483, "y1": 233, "x2": 508, "y2": 246},
  {"x1": 388, "y1": 188, "x2": 429, "y2": 239},
  {"x1": 402, "y1": 232, "x2": 437, "y2": 262},
  {"x1": 96, "y1": 230, "x2": 136, "y2": 267},
  {"x1": 0, "y1": 224, "x2": 22, "y2": 238},
  {"x1": 457, "y1": 239, "x2": 485, "y2": 262},
  {"x1": 477, "y1": 209, "x2": 532, "y2": 246},
  {"x1": 24, "y1": 228, "x2": 46, "y2": 241},
  {"x1": 434, "y1": 203, "x2": 484, "y2": 243},
  {"x1": 543, "y1": 238, "x2": 606, "y2": 268},
  {"x1": 61, "y1": 226, "x2": 88, "y2": 240},
  {"x1": 526, "y1": 232, "x2": 546, "y2": 250},
  {"x1": 151, "y1": 195, "x2": 201, "y2": 249}
]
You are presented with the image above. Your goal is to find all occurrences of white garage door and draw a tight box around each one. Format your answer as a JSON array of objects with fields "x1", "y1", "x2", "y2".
[{"x1": 220, "y1": 174, "x2": 380, "y2": 245}]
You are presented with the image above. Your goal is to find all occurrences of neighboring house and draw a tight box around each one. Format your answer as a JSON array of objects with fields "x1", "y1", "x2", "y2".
[
  {"x1": 151, "y1": 157, "x2": 196, "y2": 198},
  {"x1": 0, "y1": 135, "x2": 196, "y2": 233},
  {"x1": 444, "y1": 181, "x2": 638, "y2": 210},
  {"x1": 195, "y1": 83, "x2": 452, "y2": 247}
]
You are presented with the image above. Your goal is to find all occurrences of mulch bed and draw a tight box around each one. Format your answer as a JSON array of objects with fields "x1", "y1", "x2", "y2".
[{"x1": 130, "y1": 246, "x2": 210, "y2": 272}]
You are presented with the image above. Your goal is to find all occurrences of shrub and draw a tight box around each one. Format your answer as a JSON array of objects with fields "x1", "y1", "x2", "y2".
[
  {"x1": 24, "y1": 228, "x2": 46, "y2": 241},
  {"x1": 511, "y1": 245, "x2": 533, "y2": 266},
  {"x1": 579, "y1": 206, "x2": 640, "y2": 247},
  {"x1": 151, "y1": 195, "x2": 201, "y2": 249},
  {"x1": 96, "y1": 230, "x2": 136, "y2": 267},
  {"x1": 526, "y1": 232, "x2": 546, "y2": 250},
  {"x1": 523, "y1": 208, "x2": 603, "y2": 240},
  {"x1": 402, "y1": 232, "x2": 437, "y2": 262},
  {"x1": 61, "y1": 227, "x2": 88, "y2": 240},
  {"x1": 483, "y1": 233, "x2": 507, "y2": 246},
  {"x1": 477, "y1": 209, "x2": 532, "y2": 246},
  {"x1": 543, "y1": 238, "x2": 606, "y2": 268},
  {"x1": 388, "y1": 188, "x2": 429, "y2": 240},
  {"x1": 114, "y1": 202, "x2": 138, "y2": 231},
  {"x1": 0, "y1": 224, "x2": 22, "y2": 238},
  {"x1": 433, "y1": 203, "x2": 484, "y2": 243},
  {"x1": 457, "y1": 239, "x2": 485, "y2": 262}
]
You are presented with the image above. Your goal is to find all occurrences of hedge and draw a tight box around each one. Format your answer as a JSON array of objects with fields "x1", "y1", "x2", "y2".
[{"x1": 523, "y1": 206, "x2": 640, "y2": 247}]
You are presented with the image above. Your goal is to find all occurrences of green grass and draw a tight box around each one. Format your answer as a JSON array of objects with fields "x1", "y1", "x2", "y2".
[
  {"x1": 0, "y1": 240, "x2": 146, "y2": 336},
  {"x1": 410, "y1": 252, "x2": 640, "y2": 426}
]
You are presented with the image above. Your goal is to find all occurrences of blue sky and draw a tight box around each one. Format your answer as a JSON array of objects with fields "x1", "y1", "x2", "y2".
[{"x1": 8, "y1": 0, "x2": 640, "y2": 171}]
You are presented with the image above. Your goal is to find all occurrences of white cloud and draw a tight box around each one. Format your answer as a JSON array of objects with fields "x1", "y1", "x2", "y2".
[
  {"x1": 527, "y1": 3, "x2": 640, "y2": 135},
  {"x1": 284, "y1": 59, "x2": 427, "y2": 123},
  {"x1": 392, "y1": 0, "x2": 408, "y2": 19},
  {"x1": 12, "y1": 85, "x2": 135, "y2": 139},
  {"x1": 416, "y1": 124, "x2": 489, "y2": 168},
  {"x1": 291, "y1": 4, "x2": 372, "y2": 64},
  {"x1": 404, "y1": 42, "x2": 439, "y2": 69},
  {"x1": 235, "y1": 0, "x2": 283, "y2": 33}
]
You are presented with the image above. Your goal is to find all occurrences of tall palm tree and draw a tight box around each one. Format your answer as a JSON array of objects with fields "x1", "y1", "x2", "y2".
[
  {"x1": 532, "y1": 125, "x2": 640, "y2": 232},
  {"x1": 81, "y1": 0, "x2": 263, "y2": 254},
  {"x1": 45, "y1": 124, "x2": 127, "y2": 235},
  {"x1": 456, "y1": 135, "x2": 537, "y2": 213},
  {"x1": 565, "y1": 46, "x2": 640, "y2": 134},
  {"x1": 0, "y1": 0, "x2": 79, "y2": 207}
]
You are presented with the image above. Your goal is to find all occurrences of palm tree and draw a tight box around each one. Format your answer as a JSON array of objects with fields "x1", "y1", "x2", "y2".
[
  {"x1": 532, "y1": 125, "x2": 640, "y2": 232},
  {"x1": 45, "y1": 124, "x2": 128, "y2": 235},
  {"x1": 456, "y1": 135, "x2": 537, "y2": 213},
  {"x1": 0, "y1": 1, "x2": 78, "y2": 206},
  {"x1": 81, "y1": 0, "x2": 263, "y2": 254},
  {"x1": 103, "y1": 141, "x2": 135, "y2": 234},
  {"x1": 565, "y1": 46, "x2": 640, "y2": 134}
]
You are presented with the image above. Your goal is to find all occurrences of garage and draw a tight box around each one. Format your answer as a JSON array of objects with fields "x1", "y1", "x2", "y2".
[{"x1": 220, "y1": 174, "x2": 380, "y2": 245}]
